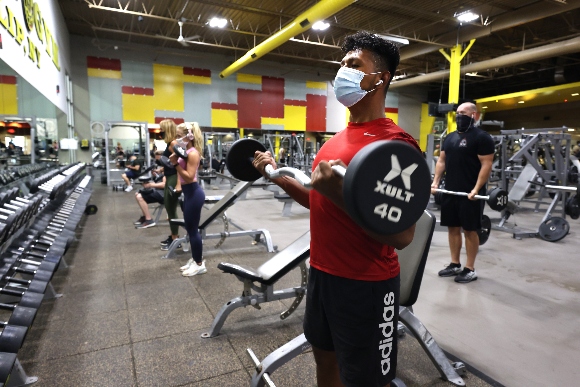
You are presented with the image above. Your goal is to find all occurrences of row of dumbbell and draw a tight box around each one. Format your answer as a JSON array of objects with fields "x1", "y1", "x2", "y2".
[
  {"x1": 0, "y1": 163, "x2": 52, "y2": 187},
  {"x1": 0, "y1": 195, "x2": 46, "y2": 248},
  {"x1": 38, "y1": 164, "x2": 86, "y2": 200},
  {"x1": 0, "y1": 188, "x2": 89, "y2": 358}
]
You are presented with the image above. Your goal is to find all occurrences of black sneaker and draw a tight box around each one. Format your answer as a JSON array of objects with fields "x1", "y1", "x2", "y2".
[
  {"x1": 161, "y1": 242, "x2": 181, "y2": 251},
  {"x1": 438, "y1": 263, "x2": 462, "y2": 277},
  {"x1": 160, "y1": 236, "x2": 172, "y2": 246},
  {"x1": 134, "y1": 216, "x2": 145, "y2": 225},
  {"x1": 136, "y1": 219, "x2": 156, "y2": 229},
  {"x1": 455, "y1": 268, "x2": 478, "y2": 283}
]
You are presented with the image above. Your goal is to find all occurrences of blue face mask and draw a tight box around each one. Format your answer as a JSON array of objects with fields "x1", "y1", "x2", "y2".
[{"x1": 333, "y1": 67, "x2": 384, "y2": 107}]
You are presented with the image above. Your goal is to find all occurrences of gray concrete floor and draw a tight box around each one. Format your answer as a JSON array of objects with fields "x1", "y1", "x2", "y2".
[{"x1": 18, "y1": 175, "x2": 577, "y2": 387}]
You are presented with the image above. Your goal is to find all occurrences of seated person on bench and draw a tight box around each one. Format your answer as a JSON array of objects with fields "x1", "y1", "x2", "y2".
[
  {"x1": 134, "y1": 173, "x2": 165, "y2": 229},
  {"x1": 122, "y1": 154, "x2": 141, "y2": 193}
]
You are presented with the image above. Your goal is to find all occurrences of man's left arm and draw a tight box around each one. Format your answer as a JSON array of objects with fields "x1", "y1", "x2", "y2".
[{"x1": 468, "y1": 153, "x2": 494, "y2": 199}]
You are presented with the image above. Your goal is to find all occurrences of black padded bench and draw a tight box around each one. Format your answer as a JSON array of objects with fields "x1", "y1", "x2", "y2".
[
  {"x1": 163, "y1": 181, "x2": 275, "y2": 258},
  {"x1": 201, "y1": 231, "x2": 310, "y2": 338}
]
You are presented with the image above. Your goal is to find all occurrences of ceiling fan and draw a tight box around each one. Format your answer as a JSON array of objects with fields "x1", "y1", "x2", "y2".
[{"x1": 177, "y1": 20, "x2": 200, "y2": 46}]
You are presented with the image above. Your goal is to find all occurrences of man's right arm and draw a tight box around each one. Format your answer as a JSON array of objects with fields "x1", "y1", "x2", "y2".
[
  {"x1": 431, "y1": 150, "x2": 446, "y2": 193},
  {"x1": 253, "y1": 151, "x2": 310, "y2": 209}
]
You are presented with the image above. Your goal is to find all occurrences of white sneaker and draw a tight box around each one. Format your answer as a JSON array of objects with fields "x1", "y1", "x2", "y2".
[
  {"x1": 124, "y1": 186, "x2": 133, "y2": 192},
  {"x1": 182, "y1": 261, "x2": 207, "y2": 277},
  {"x1": 180, "y1": 258, "x2": 194, "y2": 271}
]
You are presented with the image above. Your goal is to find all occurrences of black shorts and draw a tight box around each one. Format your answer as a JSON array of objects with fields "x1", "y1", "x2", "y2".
[
  {"x1": 141, "y1": 189, "x2": 164, "y2": 205},
  {"x1": 304, "y1": 267, "x2": 400, "y2": 387},
  {"x1": 440, "y1": 195, "x2": 484, "y2": 231}
]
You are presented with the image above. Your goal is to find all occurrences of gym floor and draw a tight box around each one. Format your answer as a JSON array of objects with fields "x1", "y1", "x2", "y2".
[{"x1": 16, "y1": 175, "x2": 578, "y2": 386}]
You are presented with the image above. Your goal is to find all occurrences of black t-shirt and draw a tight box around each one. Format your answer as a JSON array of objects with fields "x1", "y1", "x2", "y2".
[
  {"x1": 162, "y1": 147, "x2": 177, "y2": 177},
  {"x1": 442, "y1": 127, "x2": 495, "y2": 193}
]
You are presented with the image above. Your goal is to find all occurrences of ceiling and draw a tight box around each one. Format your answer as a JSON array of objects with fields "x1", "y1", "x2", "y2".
[{"x1": 60, "y1": 0, "x2": 580, "y2": 101}]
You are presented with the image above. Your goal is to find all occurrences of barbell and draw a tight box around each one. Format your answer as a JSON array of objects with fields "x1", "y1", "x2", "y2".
[
  {"x1": 432, "y1": 187, "x2": 508, "y2": 211},
  {"x1": 226, "y1": 138, "x2": 432, "y2": 235}
]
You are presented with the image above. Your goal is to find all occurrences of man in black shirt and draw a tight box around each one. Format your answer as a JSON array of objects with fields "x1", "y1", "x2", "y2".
[{"x1": 431, "y1": 102, "x2": 495, "y2": 283}]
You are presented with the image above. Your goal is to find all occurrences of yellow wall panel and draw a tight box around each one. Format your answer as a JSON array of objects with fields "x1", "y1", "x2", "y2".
[
  {"x1": 152, "y1": 64, "x2": 185, "y2": 112},
  {"x1": 237, "y1": 73, "x2": 262, "y2": 84},
  {"x1": 87, "y1": 68, "x2": 122, "y2": 79},
  {"x1": 183, "y1": 75, "x2": 212, "y2": 85},
  {"x1": 284, "y1": 105, "x2": 306, "y2": 131},
  {"x1": 420, "y1": 103, "x2": 436, "y2": 151},
  {"x1": 306, "y1": 81, "x2": 327, "y2": 90},
  {"x1": 386, "y1": 112, "x2": 398, "y2": 125},
  {"x1": 212, "y1": 109, "x2": 238, "y2": 128},
  {"x1": 0, "y1": 84, "x2": 18, "y2": 115},
  {"x1": 122, "y1": 94, "x2": 157, "y2": 123},
  {"x1": 262, "y1": 117, "x2": 285, "y2": 126}
]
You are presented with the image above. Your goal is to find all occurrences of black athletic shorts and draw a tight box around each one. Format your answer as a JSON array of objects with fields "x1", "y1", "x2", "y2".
[
  {"x1": 141, "y1": 189, "x2": 164, "y2": 205},
  {"x1": 304, "y1": 267, "x2": 400, "y2": 387},
  {"x1": 440, "y1": 195, "x2": 484, "y2": 231}
]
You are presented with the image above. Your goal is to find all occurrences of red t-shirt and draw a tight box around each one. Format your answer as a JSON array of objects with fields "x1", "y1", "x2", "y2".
[{"x1": 310, "y1": 118, "x2": 420, "y2": 281}]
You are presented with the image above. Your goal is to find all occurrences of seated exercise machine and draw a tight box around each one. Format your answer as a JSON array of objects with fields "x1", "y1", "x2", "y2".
[
  {"x1": 245, "y1": 210, "x2": 467, "y2": 387},
  {"x1": 200, "y1": 231, "x2": 310, "y2": 338},
  {"x1": 162, "y1": 181, "x2": 275, "y2": 259}
]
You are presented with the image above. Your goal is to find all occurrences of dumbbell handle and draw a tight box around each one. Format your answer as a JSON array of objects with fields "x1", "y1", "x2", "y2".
[
  {"x1": 433, "y1": 188, "x2": 488, "y2": 200},
  {"x1": 545, "y1": 184, "x2": 578, "y2": 192},
  {"x1": 264, "y1": 165, "x2": 346, "y2": 189}
]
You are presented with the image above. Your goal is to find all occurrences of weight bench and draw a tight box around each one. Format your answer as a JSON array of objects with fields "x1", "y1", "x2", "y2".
[
  {"x1": 246, "y1": 210, "x2": 466, "y2": 387},
  {"x1": 201, "y1": 231, "x2": 310, "y2": 338},
  {"x1": 274, "y1": 192, "x2": 294, "y2": 217},
  {"x1": 162, "y1": 181, "x2": 275, "y2": 258}
]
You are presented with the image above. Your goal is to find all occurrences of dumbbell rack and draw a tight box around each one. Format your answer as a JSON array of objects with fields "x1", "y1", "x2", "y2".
[{"x1": 0, "y1": 163, "x2": 94, "y2": 386}]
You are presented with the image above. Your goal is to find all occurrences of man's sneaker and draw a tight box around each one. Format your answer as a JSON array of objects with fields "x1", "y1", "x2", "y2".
[
  {"x1": 161, "y1": 242, "x2": 181, "y2": 251},
  {"x1": 137, "y1": 219, "x2": 156, "y2": 229},
  {"x1": 180, "y1": 258, "x2": 194, "y2": 272},
  {"x1": 124, "y1": 186, "x2": 133, "y2": 192},
  {"x1": 160, "y1": 236, "x2": 172, "y2": 246},
  {"x1": 133, "y1": 216, "x2": 145, "y2": 225},
  {"x1": 438, "y1": 263, "x2": 462, "y2": 277},
  {"x1": 182, "y1": 261, "x2": 207, "y2": 277},
  {"x1": 455, "y1": 268, "x2": 478, "y2": 283}
]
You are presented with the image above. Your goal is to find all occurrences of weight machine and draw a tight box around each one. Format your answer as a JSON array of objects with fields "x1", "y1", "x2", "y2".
[
  {"x1": 103, "y1": 121, "x2": 150, "y2": 186},
  {"x1": 491, "y1": 128, "x2": 573, "y2": 241}
]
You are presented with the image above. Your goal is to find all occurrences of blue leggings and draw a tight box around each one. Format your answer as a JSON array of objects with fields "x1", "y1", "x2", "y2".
[{"x1": 182, "y1": 182, "x2": 205, "y2": 263}]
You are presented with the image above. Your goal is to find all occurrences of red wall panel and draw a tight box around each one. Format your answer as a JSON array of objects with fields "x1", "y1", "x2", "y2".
[
  {"x1": 238, "y1": 89, "x2": 262, "y2": 129},
  {"x1": 183, "y1": 67, "x2": 211, "y2": 77},
  {"x1": 306, "y1": 94, "x2": 326, "y2": 132},
  {"x1": 261, "y1": 77, "x2": 284, "y2": 118},
  {"x1": 0, "y1": 75, "x2": 17, "y2": 85},
  {"x1": 211, "y1": 102, "x2": 238, "y2": 110},
  {"x1": 155, "y1": 117, "x2": 185, "y2": 124},
  {"x1": 87, "y1": 56, "x2": 122, "y2": 71}
]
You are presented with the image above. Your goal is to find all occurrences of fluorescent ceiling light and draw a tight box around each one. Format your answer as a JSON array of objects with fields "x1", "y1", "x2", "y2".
[
  {"x1": 568, "y1": 128, "x2": 575, "y2": 132},
  {"x1": 376, "y1": 35, "x2": 409, "y2": 46},
  {"x1": 482, "y1": 106, "x2": 488, "y2": 109},
  {"x1": 455, "y1": 11, "x2": 479, "y2": 23},
  {"x1": 209, "y1": 17, "x2": 227, "y2": 28},
  {"x1": 572, "y1": 93, "x2": 579, "y2": 96},
  {"x1": 466, "y1": 72, "x2": 478, "y2": 76},
  {"x1": 312, "y1": 21, "x2": 330, "y2": 31},
  {"x1": 518, "y1": 101, "x2": 525, "y2": 104}
]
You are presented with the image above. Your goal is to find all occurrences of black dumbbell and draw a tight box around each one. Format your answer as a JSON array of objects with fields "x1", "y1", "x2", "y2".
[
  {"x1": 2, "y1": 276, "x2": 48, "y2": 295},
  {"x1": 9, "y1": 247, "x2": 62, "y2": 265},
  {"x1": 0, "y1": 285, "x2": 44, "y2": 309},
  {"x1": 0, "y1": 302, "x2": 38, "y2": 328},
  {"x1": 0, "y1": 323, "x2": 29, "y2": 353},
  {"x1": 1, "y1": 255, "x2": 58, "y2": 273}
]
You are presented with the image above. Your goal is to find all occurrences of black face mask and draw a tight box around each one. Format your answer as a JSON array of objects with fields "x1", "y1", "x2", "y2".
[{"x1": 456, "y1": 114, "x2": 473, "y2": 132}]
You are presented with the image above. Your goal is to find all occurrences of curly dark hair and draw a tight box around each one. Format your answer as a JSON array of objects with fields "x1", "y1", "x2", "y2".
[{"x1": 341, "y1": 31, "x2": 400, "y2": 87}]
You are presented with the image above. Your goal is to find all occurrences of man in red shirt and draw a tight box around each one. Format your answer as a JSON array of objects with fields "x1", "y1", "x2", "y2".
[{"x1": 253, "y1": 31, "x2": 419, "y2": 387}]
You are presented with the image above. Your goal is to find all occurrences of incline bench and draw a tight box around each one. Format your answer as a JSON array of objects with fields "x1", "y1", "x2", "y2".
[
  {"x1": 245, "y1": 210, "x2": 467, "y2": 387},
  {"x1": 201, "y1": 231, "x2": 310, "y2": 338},
  {"x1": 163, "y1": 181, "x2": 275, "y2": 258}
]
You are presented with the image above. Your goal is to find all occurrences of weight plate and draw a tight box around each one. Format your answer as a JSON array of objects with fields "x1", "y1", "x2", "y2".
[
  {"x1": 343, "y1": 141, "x2": 431, "y2": 235},
  {"x1": 487, "y1": 187, "x2": 508, "y2": 211},
  {"x1": 173, "y1": 144, "x2": 188, "y2": 159},
  {"x1": 226, "y1": 139, "x2": 267, "y2": 181},
  {"x1": 568, "y1": 166, "x2": 578, "y2": 184},
  {"x1": 478, "y1": 215, "x2": 491, "y2": 245},
  {"x1": 159, "y1": 156, "x2": 174, "y2": 169},
  {"x1": 85, "y1": 204, "x2": 98, "y2": 215},
  {"x1": 434, "y1": 180, "x2": 445, "y2": 206},
  {"x1": 538, "y1": 217, "x2": 570, "y2": 242}
]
